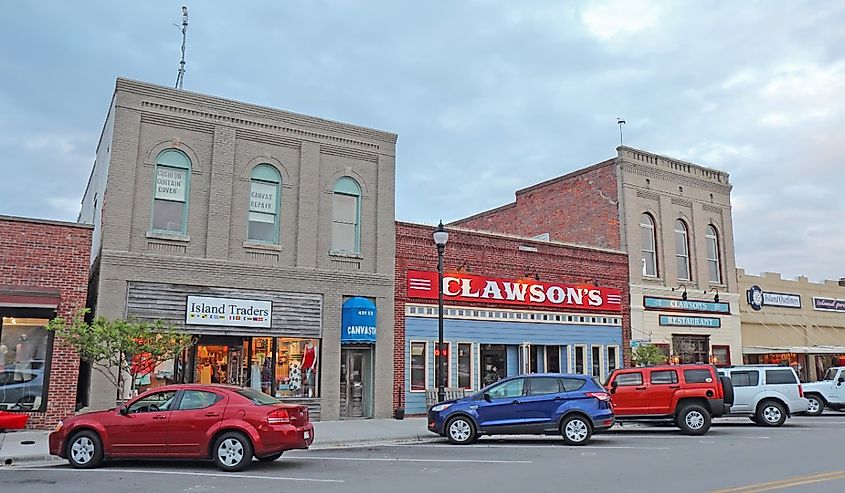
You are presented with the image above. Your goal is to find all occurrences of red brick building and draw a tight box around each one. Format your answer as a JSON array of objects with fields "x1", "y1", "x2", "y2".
[
  {"x1": 395, "y1": 221, "x2": 630, "y2": 415},
  {"x1": 0, "y1": 215, "x2": 92, "y2": 428}
]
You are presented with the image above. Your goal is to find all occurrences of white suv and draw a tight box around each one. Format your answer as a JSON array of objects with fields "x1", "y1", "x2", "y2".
[
  {"x1": 802, "y1": 366, "x2": 845, "y2": 416},
  {"x1": 717, "y1": 366, "x2": 809, "y2": 427}
]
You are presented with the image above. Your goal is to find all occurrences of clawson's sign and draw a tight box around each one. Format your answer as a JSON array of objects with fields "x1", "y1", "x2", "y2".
[{"x1": 406, "y1": 270, "x2": 623, "y2": 312}]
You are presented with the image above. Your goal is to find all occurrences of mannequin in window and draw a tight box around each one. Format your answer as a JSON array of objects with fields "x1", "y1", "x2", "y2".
[{"x1": 301, "y1": 341, "x2": 316, "y2": 397}]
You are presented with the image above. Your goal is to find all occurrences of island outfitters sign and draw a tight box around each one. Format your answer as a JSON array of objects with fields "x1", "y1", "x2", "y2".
[
  {"x1": 186, "y1": 295, "x2": 272, "y2": 328},
  {"x1": 746, "y1": 285, "x2": 802, "y2": 311},
  {"x1": 406, "y1": 270, "x2": 623, "y2": 312}
]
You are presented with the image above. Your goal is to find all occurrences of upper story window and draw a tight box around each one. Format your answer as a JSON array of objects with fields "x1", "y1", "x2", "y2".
[
  {"x1": 706, "y1": 225, "x2": 722, "y2": 284},
  {"x1": 152, "y1": 149, "x2": 191, "y2": 234},
  {"x1": 248, "y1": 164, "x2": 282, "y2": 243},
  {"x1": 675, "y1": 219, "x2": 691, "y2": 281},
  {"x1": 332, "y1": 177, "x2": 361, "y2": 253},
  {"x1": 640, "y1": 213, "x2": 657, "y2": 277}
]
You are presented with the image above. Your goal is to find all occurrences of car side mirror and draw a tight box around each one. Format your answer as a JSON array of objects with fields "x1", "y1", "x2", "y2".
[
  {"x1": 838, "y1": 377, "x2": 844, "y2": 385},
  {"x1": 119, "y1": 406, "x2": 129, "y2": 416},
  {"x1": 483, "y1": 393, "x2": 492, "y2": 403}
]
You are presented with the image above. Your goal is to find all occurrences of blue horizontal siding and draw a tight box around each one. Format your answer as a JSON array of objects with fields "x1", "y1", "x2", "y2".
[{"x1": 404, "y1": 317, "x2": 622, "y2": 414}]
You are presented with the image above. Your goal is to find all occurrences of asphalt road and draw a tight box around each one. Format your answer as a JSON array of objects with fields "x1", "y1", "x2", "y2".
[{"x1": 4, "y1": 415, "x2": 845, "y2": 493}]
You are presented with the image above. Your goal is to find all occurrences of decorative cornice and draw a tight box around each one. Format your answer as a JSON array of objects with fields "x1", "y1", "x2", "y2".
[
  {"x1": 636, "y1": 189, "x2": 662, "y2": 201},
  {"x1": 320, "y1": 143, "x2": 379, "y2": 164},
  {"x1": 671, "y1": 197, "x2": 693, "y2": 208},
  {"x1": 620, "y1": 162, "x2": 733, "y2": 193}
]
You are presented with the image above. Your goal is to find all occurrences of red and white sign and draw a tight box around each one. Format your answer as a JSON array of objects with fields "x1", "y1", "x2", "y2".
[{"x1": 406, "y1": 270, "x2": 623, "y2": 312}]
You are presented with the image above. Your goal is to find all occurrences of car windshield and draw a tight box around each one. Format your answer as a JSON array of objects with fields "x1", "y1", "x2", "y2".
[
  {"x1": 823, "y1": 368, "x2": 838, "y2": 381},
  {"x1": 236, "y1": 388, "x2": 281, "y2": 406}
]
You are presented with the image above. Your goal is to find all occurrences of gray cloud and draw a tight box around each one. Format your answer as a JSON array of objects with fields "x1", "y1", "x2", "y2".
[{"x1": 0, "y1": 0, "x2": 842, "y2": 282}]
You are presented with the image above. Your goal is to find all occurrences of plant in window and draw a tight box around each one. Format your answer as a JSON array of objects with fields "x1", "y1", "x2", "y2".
[{"x1": 47, "y1": 308, "x2": 194, "y2": 402}]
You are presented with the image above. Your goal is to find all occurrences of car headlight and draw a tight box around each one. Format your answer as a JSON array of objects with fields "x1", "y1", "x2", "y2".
[{"x1": 431, "y1": 403, "x2": 452, "y2": 413}]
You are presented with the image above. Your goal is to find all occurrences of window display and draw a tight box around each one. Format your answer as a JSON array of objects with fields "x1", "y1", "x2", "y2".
[
  {"x1": 194, "y1": 342, "x2": 246, "y2": 386},
  {"x1": 250, "y1": 337, "x2": 273, "y2": 395},
  {"x1": 274, "y1": 338, "x2": 319, "y2": 398},
  {"x1": 0, "y1": 317, "x2": 50, "y2": 411}
]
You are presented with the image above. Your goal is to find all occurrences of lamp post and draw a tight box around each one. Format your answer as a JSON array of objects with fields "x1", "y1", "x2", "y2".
[{"x1": 433, "y1": 221, "x2": 449, "y2": 403}]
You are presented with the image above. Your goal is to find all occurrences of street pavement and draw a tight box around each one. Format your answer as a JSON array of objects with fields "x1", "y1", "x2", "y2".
[{"x1": 4, "y1": 414, "x2": 845, "y2": 492}]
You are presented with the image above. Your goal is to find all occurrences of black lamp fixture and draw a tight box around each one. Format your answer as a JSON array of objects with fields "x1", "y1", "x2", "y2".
[
  {"x1": 672, "y1": 284, "x2": 688, "y2": 301},
  {"x1": 433, "y1": 221, "x2": 449, "y2": 404},
  {"x1": 708, "y1": 287, "x2": 720, "y2": 303}
]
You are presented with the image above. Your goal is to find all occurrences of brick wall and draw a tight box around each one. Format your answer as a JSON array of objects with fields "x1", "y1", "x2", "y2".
[
  {"x1": 0, "y1": 216, "x2": 92, "y2": 429},
  {"x1": 452, "y1": 160, "x2": 621, "y2": 250},
  {"x1": 393, "y1": 221, "x2": 630, "y2": 410}
]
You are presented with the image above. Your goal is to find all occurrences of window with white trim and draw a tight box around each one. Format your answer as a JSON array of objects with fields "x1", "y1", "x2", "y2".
[
  {"x1": 152, "y1": 149, "x2": 191, "y2": 233},
  {"x1": 332, "y1": 177, "x2": 361, "y2": 253},
  {"x1": 706, "y1": 225, "x2": 722, "y2": 284},
  {"x1": 410, "y1": 342, "x2": 427, "y2": 391},
  {"x1": 248, "y1": 164, "x2": 281, "y2": 243},
  {"x1": 457, "y1": 343, "x2": 472, "y2": 390},
  {"x1": 640, "y1": 213, "x2": 658, "y2": 277},
  {"x1": 675, "y1": 219, "x2": 691, "y2": 281}
]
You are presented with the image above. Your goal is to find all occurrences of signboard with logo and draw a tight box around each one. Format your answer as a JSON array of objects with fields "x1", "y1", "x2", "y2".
[
  {"x1": 813, "y1": 297, "x2": 845, "y2": 313},
  {"x1": 644, "y1": 296, "x2": 730, "y2": 314},
  {"x1": 406, "y1": 270, "x2": 623, "y2": 312},
  {"x1": 186, "y1": 295, "x2": 272, "y2": 328},
  {"x1": 659, "y1": 315, "x2": 721, "y2": 328},
  {"x1": 341, "y1": 297, "x2": 377, "y2": 343},
  {"x1": 746, "y1": 285, "x2": 802, "y2": 311}
]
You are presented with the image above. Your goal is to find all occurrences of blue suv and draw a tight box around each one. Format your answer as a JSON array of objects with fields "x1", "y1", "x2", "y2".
[{"x1": 427, "y1": 374, "x2": 614, "y2": 445}]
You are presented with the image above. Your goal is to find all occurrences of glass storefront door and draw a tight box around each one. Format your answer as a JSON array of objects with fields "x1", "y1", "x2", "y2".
[
  {"x1": 193, "y1": 337, "x2": 247, "y2": 386},
  {"x1": 340, "y1": 347, "x2": 372, "y2": 419}
]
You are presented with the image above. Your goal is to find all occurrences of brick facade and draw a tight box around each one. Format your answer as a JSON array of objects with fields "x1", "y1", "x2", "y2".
[
  {"x1": 0, "y1": 216, "x2": 92, "y2": 429},
  {"x1": 394, "y1": 221, "x2": 630, "y2": 411},
  {"x1": 452, "y1": 160, "x2": 621, "y2": 250}
]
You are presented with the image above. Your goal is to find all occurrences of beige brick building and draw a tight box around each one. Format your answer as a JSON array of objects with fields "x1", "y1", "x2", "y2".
[
  {"x1": 78, "y1": 78, "x2": 397, "y2": 420},
  {"x1": 738, "y1": 269, "x2": 845, "y2": 381}
]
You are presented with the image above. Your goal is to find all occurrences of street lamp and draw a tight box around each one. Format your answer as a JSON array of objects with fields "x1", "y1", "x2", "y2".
[{"x1": 433, "y1": 220, "x2": 449, "y2": 403}]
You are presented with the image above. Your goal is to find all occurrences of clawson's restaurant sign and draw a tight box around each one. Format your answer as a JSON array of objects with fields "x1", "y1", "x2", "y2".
[{"x1": 406, "y1": 270, "x2": 623, "y2": 312}]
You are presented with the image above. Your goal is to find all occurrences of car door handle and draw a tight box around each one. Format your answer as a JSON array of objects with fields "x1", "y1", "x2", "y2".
[
  {"x1": 635, "y1": 386, "x2": 647, "y2": 390},
  {"x1": 205, "y1": 412, "x2": 220, "y2": 417},
  {"x1": 153, "y1": 415, "x2": 167, "y2": 420},
  {"x1": 511, "y1": 400, "x2": 520, "y2": 404},
  {"x1": 554, "y1": 396, "x2": 563, "y2": 401},
  {"x1": 669, "y1": 385, "x2": 680, "y2": 389}
]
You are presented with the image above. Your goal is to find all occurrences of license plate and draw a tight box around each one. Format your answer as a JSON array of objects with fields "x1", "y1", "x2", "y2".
[{"x1": 304, "y1": 431, "x2": 311, "y2": 440}]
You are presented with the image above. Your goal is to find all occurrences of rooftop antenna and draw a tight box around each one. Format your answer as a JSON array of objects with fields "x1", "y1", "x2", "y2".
[
  {"x1": 617, "y1": 118, "x2": 626, "y2": 146},
  {"x1": 175, "y1": 6, "x2": 189, "y2": 89}
]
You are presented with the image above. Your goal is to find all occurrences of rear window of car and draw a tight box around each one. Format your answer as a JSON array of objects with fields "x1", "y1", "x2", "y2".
[
  {"x1": 729, "y1": 370, "x2": 759, "y2": 387},
  {"x1": 560, "y1": 378, "x2": 587, "y2": 392},
  {"x1": 615, "y1": 372, "x2": 643, "y2": 386},
  {"x1": 527, "y1": 377, "x2": 561, "y2": 395},
  {"x1": 650, "y1": 370, "x2": 678, "y2": 384},
  {"x1": 236, "y1": 388, "x2": 281, "y2": 406},
  {"x1": 683, "y1": 369, "x2": 713, "y2": 383},
  {"x1": 766, "y1": 369, "x2": 798, "y2": 385}
]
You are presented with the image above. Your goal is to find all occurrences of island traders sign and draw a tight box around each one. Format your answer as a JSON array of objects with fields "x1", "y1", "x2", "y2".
[
  {"x1": 186, "y1": 295, "x2": 272, "y2": 328},
  {"x1": 406, "y1": 270, "x2": 623, "y2": 312},
  {"x1": 644, "y1": 296, "x2": 730, "y2": 314}
]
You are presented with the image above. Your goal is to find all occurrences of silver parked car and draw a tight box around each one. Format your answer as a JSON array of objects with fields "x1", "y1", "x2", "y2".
[
  {"x1": 717, "y1": 365, "x2": 809, "y2": 426},
  {"x1": 0, "y1": 366, "x2": 44, "y2": 410}
]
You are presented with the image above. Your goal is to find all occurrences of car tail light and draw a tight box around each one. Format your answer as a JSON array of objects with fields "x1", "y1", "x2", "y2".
[
  {"x1": 267, "y1": 408, "x2": 291, "y2": 425},
  {"x1": 798, "y1": 384, "x2": 804, "y2": 398},
  {"x1": 585, "y1": 392, "x2": 610, "y2": 401}
]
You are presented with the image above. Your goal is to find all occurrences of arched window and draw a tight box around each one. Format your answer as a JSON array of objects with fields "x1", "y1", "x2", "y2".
[
  {"x1": 332, "y1": 177, "x2": 361, "y2": 253},
  {"x1": 248, "y1": 164, "x2": 282, "y2": 243},
  {"x1": 706, "y1": 225, "x2": 722, "y2": 283},
  {"x1": 675, "y1": 219, "x2": 691, "y2": 281},
  {"x1": 640, "y1": 213, "x2": 658, "y2": 277},
  {"x1": 152, "y1": 149, "x2": 191, "y2": 233}
]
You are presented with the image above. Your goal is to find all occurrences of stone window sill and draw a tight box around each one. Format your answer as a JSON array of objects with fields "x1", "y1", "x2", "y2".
[
  {"x1": 329, "y1": 250, "x2": 364, "y2": 260},
  {"x1": 146, "y1": 231, "x2": 191, "y2": 242},
  {"x1": 243, "y1": 241, "x2": 283, "y2": 252}
]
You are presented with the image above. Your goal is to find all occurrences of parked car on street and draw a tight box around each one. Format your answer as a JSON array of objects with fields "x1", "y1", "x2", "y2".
[
  {"x1": 802, "y1": 366, "x2": 845, "y2": 416},
  {"x1": 427, "y1": 373, "x2": 614, "y2": 446},
  {"x1": 49, "y1": 384, "x2": 313, "y2": 471},
  {"x1": 716, "y1": 365, "x2": 809, "y2": 426},
  {"x1": 606, "y1": 364, "x2": 732, "y2": 435},
  {"x1": 0, "y1": 366, "x2": 44, "y2": 411}
]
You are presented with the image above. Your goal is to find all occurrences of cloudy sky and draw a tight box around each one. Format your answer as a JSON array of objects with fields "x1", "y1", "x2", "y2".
[{"x1": 1, "y1": 1, "x2": 843, "y2": 282}]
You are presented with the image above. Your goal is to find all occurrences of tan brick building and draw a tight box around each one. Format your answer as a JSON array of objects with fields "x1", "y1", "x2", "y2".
[
  {"x1": 454, "y1": 146, "x2": 741, "y2": 366},
  {"x1": 78, "y1": 78, "x2": 397, "y2": 420},
  {"x1": 738, "y1": 269, "x2": 845, "y2": 381}
]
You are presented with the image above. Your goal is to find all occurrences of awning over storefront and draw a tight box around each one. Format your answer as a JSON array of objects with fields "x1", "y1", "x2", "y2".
[
  {"x1": 341, "y1": 297, "x2": 376, "y2": 344},
  {"x1": 0, "y1": 285, "x2": 60, "y2": 308},
  {"x1": 743, "y1": 345, "x2": 845, "y2": 355}
]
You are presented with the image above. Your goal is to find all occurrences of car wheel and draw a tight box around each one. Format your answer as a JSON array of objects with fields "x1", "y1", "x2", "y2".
[
  {"x1": 561, "y1": 415, "x2": 593, "y2": 446},
  {"x1": 256, "y1": 451, "x2": 283, "y2": 463},
  {"x1": 67, "y1": 430, "x2": 104, "y2": 469},
  {"x1": 213, "y1": 431, "x2": 254, "y2": 472},
  {"x1": 446, "y1": 416, "x2": 477, "y2": 445},
  {"x1": 677, "y1": 404, "x2": 711, "y2": 435},
  {"x1": 805, "y1": 395, "x2": 825, "y2": 416},
  {"x1": 756, "y1": 401, "x2": 787, "y2": 427}
]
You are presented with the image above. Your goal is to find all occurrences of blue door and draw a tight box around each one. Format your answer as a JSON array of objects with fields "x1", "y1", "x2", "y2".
[
  {"x1": 519, "y1": 377, "x2": 565, "y2": 428},
  {"x1": 475, "y1": 377, "x2": 526, "y2": 428}
]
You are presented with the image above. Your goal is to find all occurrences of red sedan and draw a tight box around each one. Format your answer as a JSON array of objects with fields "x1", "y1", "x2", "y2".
[{"x1": 49, "y1": 384, "x2": 314, "y2": 471}]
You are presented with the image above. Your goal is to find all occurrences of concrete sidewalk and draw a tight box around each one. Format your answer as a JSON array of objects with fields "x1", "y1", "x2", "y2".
[{"x1": 0, "y1": 417, "x2": 433, "y2": 466}]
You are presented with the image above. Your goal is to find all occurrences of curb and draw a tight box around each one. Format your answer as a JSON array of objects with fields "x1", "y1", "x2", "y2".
[
  {"x1": 309, "y1": 435, "x2": 439, "y2": 450},
  {"x1": 1, "y1": 455, "x2": 63, "y2": 467}
]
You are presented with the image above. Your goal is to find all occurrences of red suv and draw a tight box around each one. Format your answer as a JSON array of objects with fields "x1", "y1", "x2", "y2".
[
  {"x1": 606, "y1": 364, "x2": 733, "y2": 435},
  {"x1": 49, "y1": 384, "x2": 314, "y2": 471}
]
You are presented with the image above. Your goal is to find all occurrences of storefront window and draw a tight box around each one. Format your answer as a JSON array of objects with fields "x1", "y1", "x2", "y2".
[
  {"x1": 0, "y1": 317, "x2": 51, "y2": 411},
  {"x1": 410, "y1": 342, "x2": 426, "y2": 391},
  {"x1": 195, "y1": 340, "x2": 247, "y2": 386},
  {"x1": 275, "y1": 338, "x2": 319, "y2": 398},
  {"x1": 481, "y1": 344, "x2": 506, "y2": 386},
  {"x1": 546, "y1": 346, "x2": 561, "y2": 373},
  {"x1": 591, "y1": 346, "x2": 603, "y2": 379},
  {"x1": 457, "y1": 343, "x2": 472, "y2": 390},
  {"x1": 608, "y1": 346, "x2": 619, "y2": 373},
  {"x1": 250, "y1": 337, "x2": 274, "y2": 394},
  {"x1": 575, "y1": 346, "x2": 586, "y2": 374}
]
